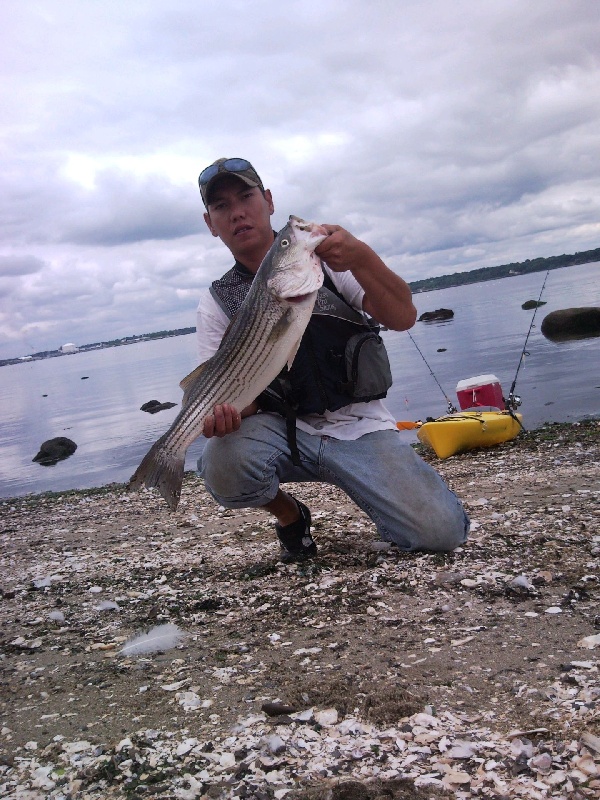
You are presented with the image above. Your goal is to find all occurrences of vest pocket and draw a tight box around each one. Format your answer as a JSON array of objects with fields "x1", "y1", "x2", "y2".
[{"x1": 343, "y1": 332, "x2": 393, "y2": 402}]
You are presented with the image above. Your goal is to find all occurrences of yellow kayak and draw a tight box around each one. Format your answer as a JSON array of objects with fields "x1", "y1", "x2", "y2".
[{"x1": 417, "y1": 410, "x2": 523, "y2": 458}]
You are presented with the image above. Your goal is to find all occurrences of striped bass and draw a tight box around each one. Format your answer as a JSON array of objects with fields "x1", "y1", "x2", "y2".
[{"x1": 129, "y1": 215, "x2": 328, "y2": 510}]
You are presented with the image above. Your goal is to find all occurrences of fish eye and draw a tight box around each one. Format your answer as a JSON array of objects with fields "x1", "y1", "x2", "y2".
[{"x1": 280, "y1": 238, "x2": 289, "y2": 247}]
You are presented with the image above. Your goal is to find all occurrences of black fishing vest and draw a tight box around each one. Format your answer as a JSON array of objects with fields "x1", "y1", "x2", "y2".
[{"x1": 209, "y1": 260, "x2": 393, "y2": 416}]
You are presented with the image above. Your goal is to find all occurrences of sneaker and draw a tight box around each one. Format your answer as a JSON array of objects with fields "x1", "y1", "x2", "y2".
[{"x1": 275, "y1": 498, "x2": 317, "y2": 563}]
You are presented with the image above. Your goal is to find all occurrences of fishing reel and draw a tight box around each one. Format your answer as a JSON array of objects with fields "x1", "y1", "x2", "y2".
[{"x1": 506, "y1": 392, "x2": 522, "y2": 411}]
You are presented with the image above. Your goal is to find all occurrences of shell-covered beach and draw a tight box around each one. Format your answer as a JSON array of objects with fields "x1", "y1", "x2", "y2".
[{"x1": 1, "y1": 421, "x2": 599, "y2": 799}]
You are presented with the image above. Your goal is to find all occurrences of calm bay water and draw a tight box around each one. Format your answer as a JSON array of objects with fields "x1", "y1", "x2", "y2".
[{"x1": 1, "y1": 262, "x2": 598, "y2": 500}]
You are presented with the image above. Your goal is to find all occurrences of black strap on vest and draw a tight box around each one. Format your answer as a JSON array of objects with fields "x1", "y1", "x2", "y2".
[{"x1": 255, "y1": 381, "x2": 302, "y2": 466}]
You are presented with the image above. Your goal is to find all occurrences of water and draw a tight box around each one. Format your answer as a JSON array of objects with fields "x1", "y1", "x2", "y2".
[{"x1": 1, "y1": 262, "x2": 598, "y2": 500}]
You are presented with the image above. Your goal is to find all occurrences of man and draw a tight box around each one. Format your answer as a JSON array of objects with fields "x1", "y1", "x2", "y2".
[{"x1": 196, "y1": 157, "x2": 469, "y2": 562}]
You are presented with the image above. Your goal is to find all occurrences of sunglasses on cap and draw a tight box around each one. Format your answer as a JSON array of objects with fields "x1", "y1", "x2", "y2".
[{"x1": 198, "y1": 158, "x2": 260, "y2": 187}]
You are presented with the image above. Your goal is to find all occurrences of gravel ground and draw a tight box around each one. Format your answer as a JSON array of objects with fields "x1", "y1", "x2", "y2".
[{"x1": 1, "y1": 420, "x2": 599, "y2": 799}]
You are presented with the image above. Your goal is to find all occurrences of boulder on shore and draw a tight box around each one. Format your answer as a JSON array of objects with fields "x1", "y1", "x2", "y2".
[
  {"x1": 140, "y1": 400, "x2": 177, "y2": 414},
  {"x1": 32, "y1": 437, "x2": 77, "y2": 466},
  {"x1": 418, "y1": 308, "x2": 454, "y2": 322},
  {"x1": 541, "y1": 307, "x2": 600, "y2": 341}
]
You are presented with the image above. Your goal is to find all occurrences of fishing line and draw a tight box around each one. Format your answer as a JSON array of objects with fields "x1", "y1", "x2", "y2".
[
  {"x1": 507, "y1": 269, "x2": 550, "y2": 417},
  {"x1": 406, "y1": 330, "x2": 457, "y2": 413}
]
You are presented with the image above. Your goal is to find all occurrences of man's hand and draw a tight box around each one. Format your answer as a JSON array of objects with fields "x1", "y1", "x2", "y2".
[
  {"x1": 202, "y1": 402, "x2": 257, "y2": 438},
  {"x1": 314, "y1": 223, "x2": 417, "y2": 332},
  {"x1": 314, "y1": 225, "x2": 365, "y2": 272}
]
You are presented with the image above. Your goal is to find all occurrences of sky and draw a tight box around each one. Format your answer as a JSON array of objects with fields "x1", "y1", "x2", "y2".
[{"x1": 1, "y1": 0, "x2": 599, "y2": 360}]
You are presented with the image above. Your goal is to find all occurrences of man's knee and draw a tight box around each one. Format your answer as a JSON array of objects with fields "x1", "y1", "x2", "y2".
[
  {"x1": 416, "y1": 501, "x2": 470, "y2": 552},
  {"x1": 199, "y1": 434, "x2": 252, "y2": 498},
  {"x1": 197, "y1": 422, "x2": 283, "y2": 507}
]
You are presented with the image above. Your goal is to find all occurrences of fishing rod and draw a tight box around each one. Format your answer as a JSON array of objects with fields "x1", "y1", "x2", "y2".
[
  {"x1": 506, "y1": 269, "x2": 550, "y2": 415},
  {"x1": 406, "y1": 330, "x2": 457, "y2": 414}
]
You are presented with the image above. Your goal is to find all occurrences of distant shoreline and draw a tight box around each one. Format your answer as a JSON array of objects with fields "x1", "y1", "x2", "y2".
[
  {"x1": 2, "y1": 248, "x2": 598, "y2": 367},
  {"x1": 408, "y1": 246, "x2": 599, "y2": 293}
]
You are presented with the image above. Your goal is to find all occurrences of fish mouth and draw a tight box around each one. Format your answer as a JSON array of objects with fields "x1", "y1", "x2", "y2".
[{"x1": 286, "y1": 293, "x2": 313, "y2": 304}]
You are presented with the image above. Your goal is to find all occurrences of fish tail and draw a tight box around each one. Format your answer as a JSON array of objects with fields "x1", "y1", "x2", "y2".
[{"x1": 128, "y1": 439, "x2": 185, "y2": 510}]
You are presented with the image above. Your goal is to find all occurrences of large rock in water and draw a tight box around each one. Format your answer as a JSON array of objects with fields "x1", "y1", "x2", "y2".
[
  {"x1": 32, "y1": 437, "x2": 77, "y2": 466},
  {"x1": 522, "y1": 299, "x2": 547, "y2": 310},
  {"x1": 541, "y1": 307, "x2": 600, "y2": 341},
  {"x1": 418, "y1": 308, "x2": 454, "y2": 322},
  {"x1": 140, "y1": 400, "x2": 177, "y2": 414}
]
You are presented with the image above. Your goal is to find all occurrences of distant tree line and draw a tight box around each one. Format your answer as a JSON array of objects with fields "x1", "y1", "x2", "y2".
[
  {"x1": 94, "y1": 327, "x2": 196, "y2": 348},
  {"x1": 408, "y1": 247, "x2": 600, "y2": 293},
  {"x1": 0, "y1": 327, "x2": 197, "y2": 367}
]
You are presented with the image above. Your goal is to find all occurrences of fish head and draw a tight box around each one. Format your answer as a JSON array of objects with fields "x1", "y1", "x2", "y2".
[{"x1": 264, "y1": 216, "x2": 328, "y2": 303}]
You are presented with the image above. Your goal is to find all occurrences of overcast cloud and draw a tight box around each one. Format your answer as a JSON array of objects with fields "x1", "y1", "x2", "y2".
[{"x1": 1, "y1": 0, "x2": 599, "y2": 359}]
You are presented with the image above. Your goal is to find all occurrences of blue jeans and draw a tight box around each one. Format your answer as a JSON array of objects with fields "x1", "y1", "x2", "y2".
[{"x1": 198, "y1": 413, "x2": 469, "y2": 552}]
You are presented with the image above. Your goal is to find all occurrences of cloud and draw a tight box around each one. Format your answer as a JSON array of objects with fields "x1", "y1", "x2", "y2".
[
  {"x1": 0, "y1": 0, "x2": 599, "y2": 359},
  {"x1": 0, "y1": 255, "x2": 44, "y2": 277}
]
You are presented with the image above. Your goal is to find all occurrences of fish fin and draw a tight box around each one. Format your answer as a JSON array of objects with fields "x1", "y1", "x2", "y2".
[
  {"x1": 269, "y1": 307, "x2": 293, "y2": 343},
  {"x1": 286, "y1": 335, "x2": 304, "y2": 371},
  {"x1": 128, "y1": 438, "x2": 185, "y2": 511},
  {"x1": 179, "y1": 316, "x2": 238, "y2": 406},
  {"x1": 179, "y1": 362, "x2": 208, "y2": 408}
]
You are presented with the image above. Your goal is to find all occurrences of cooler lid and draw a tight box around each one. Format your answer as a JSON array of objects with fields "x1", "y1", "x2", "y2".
[{"x1": 456, "y1": 374, "x2": 500, "y2": 391}]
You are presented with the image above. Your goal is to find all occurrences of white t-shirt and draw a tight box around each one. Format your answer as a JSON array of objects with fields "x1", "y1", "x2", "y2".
[{"x1": 195, "y1": 265, "x2": 397, "y2": 440}]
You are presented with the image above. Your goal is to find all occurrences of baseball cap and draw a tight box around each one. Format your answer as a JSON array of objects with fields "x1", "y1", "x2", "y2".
[{"x1": 198, "y1": 157, "x2": 264, "y2": 207}]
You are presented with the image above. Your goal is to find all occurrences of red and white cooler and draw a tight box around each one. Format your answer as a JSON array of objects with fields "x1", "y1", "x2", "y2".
[{"x1": 455, "y1": 374, "x2": 505, "y2": 411}]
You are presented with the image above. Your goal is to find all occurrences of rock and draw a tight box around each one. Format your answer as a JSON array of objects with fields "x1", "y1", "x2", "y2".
[
  {"x1": 261, "y1": 701, "x2": 298, "y2": 717},
  {"x1": 541, "y1": 307, "x2": 600, "y2": 341},
  {"x1": 32, "y1": 437, "x2": 77, "y2": 466},
  {"x1": 521, "y1": 300, "x2": 547, "y2": 310},
  {"x1": 140, "y1": 400, "x2": 177, "y2": 414},
  {"x1": 418, "y1": 308, "x2": 454, "y2": 322}
]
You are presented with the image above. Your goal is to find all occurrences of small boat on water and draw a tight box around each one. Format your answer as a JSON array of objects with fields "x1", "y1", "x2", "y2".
[{"x1": 403, "y1": 374, "x2": 524, "y2": 458}]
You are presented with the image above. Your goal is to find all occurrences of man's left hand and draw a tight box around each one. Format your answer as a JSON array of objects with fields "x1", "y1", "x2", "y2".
[{"x1": 314, "y1": 225, "x2": 365, "y2": 272}]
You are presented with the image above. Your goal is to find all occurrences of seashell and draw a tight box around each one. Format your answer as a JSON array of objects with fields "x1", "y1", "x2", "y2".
[
  {"x1": 529, "y1": 752, "x2": 552, "y2": 773},
  {"x1": 218, "y1": 752, "x2": 236, "y2": 768},
  {"x1": 115, "y1": 737, "x2": 132, "y2": 752},
  {"x1": 264, "y1": 734, "x2": 286, "y2": 755},
  {"x1": 448, "y1": 740, "x2": 478, "y2": 758},
  {"x1": 93, "y1": 600, "x2": 120, "y2": 611},
  {"x1": 577, "y1": 633, "x2": 600, "y2": 648},
  {"x1": 573, "y1": 754, "x2": 598, "y2": 776},
  {"x1": 412, "y1": 712, "x2": 439, "y2": 728},
  {"x1": 581, "y1": 732, "x2": 600, "y2": 754},
  {"x1": 545, "y1": 769, "x2": 568, "y2": 786},
  {"x1": 176, "y1": 739, "x2": 197, "y2": 756},
  {"x1": 509, "y1": 575, "x2": 533, "y2": 590},
  {"x1": 314, "y1": 708, "x2": 338, "y2": 726},
  {"x1": 510, "y1": 738, "x2": 534, "y2": 758},
  {"x1": 442, "y1": 767, "x2": 471, "y2": 784},
  {"x1": 175, "y1": 691, "x2": 203, "y2": 710}
]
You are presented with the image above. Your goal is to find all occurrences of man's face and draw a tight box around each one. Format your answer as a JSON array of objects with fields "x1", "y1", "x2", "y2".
[{"x1": 203, "y1": 175, "x2": 274, "y2": 266}]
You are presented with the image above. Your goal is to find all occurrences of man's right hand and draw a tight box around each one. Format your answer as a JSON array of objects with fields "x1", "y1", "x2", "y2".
[{"x1": 202, "y1": 402, "x2": 257, "y2": 438}]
